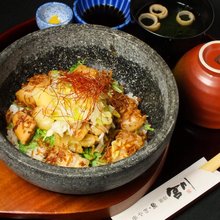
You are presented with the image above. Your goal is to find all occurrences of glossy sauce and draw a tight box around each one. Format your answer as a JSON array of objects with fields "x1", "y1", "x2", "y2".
[{"x1": 82, "y1": 5, "x2": 125, "y2": 27}]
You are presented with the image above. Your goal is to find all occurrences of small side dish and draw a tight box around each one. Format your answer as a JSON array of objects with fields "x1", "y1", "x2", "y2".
[
  {"x1": 35, "y1": 2, "x2": 73, "y2": 29},
  {"x1": 6, "y1": 63, "x2": 153, "y2": 168}
]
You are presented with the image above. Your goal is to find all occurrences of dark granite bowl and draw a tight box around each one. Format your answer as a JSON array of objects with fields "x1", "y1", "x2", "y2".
[{"x1": 0, "y1": 24, "x2": 178, "y2": 194}]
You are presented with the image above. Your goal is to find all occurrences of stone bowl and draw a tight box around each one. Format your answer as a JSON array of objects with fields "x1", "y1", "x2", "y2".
[{"x1": 0, "y1": 24, "x2": 178, "y2": 194}]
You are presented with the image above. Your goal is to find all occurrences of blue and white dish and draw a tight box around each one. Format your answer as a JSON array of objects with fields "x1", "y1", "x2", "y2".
[
  {"x1": 36, "y1": 2, "x2": 73, "y2": 30},
  {"x1": 73, "y1": 0, "x2": 131, "y2": 30}
]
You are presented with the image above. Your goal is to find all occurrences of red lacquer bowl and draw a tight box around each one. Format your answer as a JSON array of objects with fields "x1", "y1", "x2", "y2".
[{"x1": 173, "y1": 40, "x2": 220, "y2": 129}]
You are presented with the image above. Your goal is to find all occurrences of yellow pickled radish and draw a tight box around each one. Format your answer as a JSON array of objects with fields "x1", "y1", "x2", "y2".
[{"x1": 48, "y1": 15, "x2": 60, "y2": 24}]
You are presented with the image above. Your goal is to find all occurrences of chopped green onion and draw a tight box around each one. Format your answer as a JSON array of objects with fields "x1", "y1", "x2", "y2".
[
  {"x1": 7, "y1": 123, "x2": 13, "y2": 129},
  {"x1": 69, "y1": 60, "x2": 85, "y2": 72},
  {"x1": 50, "y1": 70, "x2": 60, "y2": 78},
  {"x1": 84, "y1": 153, "x2": 94, "y2": 160},
  {"x1": 112, "y1": 80, "x2": 123, "y2": 93},
  {"x1": 18, "y1": 128, "x2": 55, "y2": 154},
  {"x1": 50, "y1": 70, "x2": 60, "y2": 74},
  {"x1": 44, "y1": 135, "x2": 55, "y2": 146},
  {"x1": 82, "y1": 148, "x2": 106, "y2": 166},
  {"x1": 91, "y1": 160, "x2": 106, "y2": 167},
  {"x1": 91, "y1": 152, "x2": 105, "y2": 167},
  {"x1": 19, "y1": 141, "x2": 38, "y2": 154},
  {"x1": 144, "y1": 123, "x2": 155, "y2": 132}
]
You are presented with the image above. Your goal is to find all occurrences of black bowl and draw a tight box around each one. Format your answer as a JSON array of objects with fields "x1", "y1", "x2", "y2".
[
  {"x1": 130, "y1": 0, "x2": 215, "y2": 67},
  {"x1": 0, "y1": 24, "x2": 178, "y2": 194}
]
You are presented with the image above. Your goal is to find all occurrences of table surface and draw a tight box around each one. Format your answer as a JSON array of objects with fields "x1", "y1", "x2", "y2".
[{"x1": 0, "y1": 1, "x2": 220, "y2": 220}]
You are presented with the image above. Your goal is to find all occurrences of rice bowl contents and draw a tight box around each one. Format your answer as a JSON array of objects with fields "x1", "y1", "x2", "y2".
[{"x1": 6, "y1": 63, "x2": 152, "y2": 167}]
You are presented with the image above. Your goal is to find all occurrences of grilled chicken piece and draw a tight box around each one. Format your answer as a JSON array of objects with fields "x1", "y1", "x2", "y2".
[
  {"x1": 104, "y1": 130, "x2": 145, "y2": 163},
  {"x1": 12, "y1": 111, "x2": 37, "y2": 144},
  {"x1": 45, "y1": 146, "x2": 90, "y2": 167},
  {"x1": 120, "y1": 109, "x2": 146, "y2": 132},
  {"x1": 16, "y1": 74, "x2": 51, "y2": 107},
  {"x1": 16, "y1": 88, "x2": 36, "y2": 107}
]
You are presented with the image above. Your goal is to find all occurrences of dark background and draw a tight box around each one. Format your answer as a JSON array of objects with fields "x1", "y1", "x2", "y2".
[
  {"x1": 0, "y1": 1, "x2": 220, "y2": 220},
  {"x1": 1, "y1": 0, "x2": 220, "y2": 37}
]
